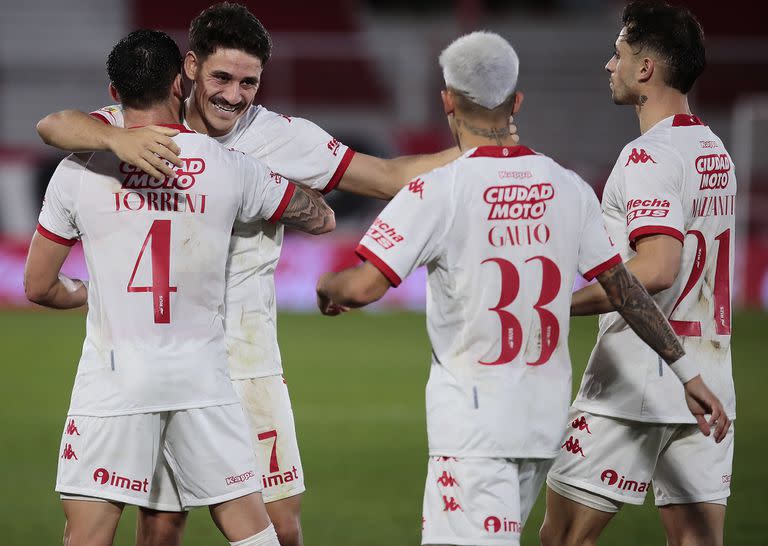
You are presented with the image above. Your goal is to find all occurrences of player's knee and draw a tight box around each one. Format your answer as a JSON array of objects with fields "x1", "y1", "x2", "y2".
[
  {"x1": 272, "y1": 515, "x2": 301, "y2": 546},
  {"x1": 540, "y1": 520, "x2": 596, "y2": 546},
  {"x1": 136, "y1": 511, "x2": 186, "y2": 546},
  {"x1": 667, "y1": 530, "x2": 722, "y2": 546}
]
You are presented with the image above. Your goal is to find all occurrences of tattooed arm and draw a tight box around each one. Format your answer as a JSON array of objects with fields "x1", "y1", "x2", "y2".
[
  {"x1": 279, "y1": 186, "x2": 336, "y2": 235},
  {"x1": 596, "y1": 261, "x2": 730, "y2": 441}
]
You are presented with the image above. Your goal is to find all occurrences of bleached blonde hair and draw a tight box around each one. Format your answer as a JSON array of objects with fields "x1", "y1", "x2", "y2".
[{"x1": 439, "y1": 31, "x2": 519, "y2": 110}]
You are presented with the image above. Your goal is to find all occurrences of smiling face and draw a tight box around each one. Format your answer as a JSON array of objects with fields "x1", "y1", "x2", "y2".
[
  {"x1": 605, "y1": 27, "x2": 642, "y2": 105},
  {"x1": 184, "y1": 47, "x2": 263, "y2": 137}
]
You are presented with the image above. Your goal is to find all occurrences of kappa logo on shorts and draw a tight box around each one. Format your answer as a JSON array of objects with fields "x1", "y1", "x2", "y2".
[
  {"x1": 226, "y1": 470, "x2": 255, "y2": 486},
  {"x1": 722, "y1": 474, "x2": 732, "y2": 485},
  {"x1": 434, "y1": 456, "x2": 458, "y2": 462},
  {"x1": 561, "y1": 436, "x2": 586, "y2": 457},
  {"x1": 436, "y1": 471, "x2": 459, "y2": 487},
  {"x1": 442, "y1": 495, "x2": 463, "y2": 512},
  {"x1": 93, "y1": 467, "x2": 149, "y2": 492},
  {"x1": 60, "y1": 443, "x2": 78, "y2": 460},
  {"x1": 571, "y1": 416, "x2": 591, "y2": 434},
  {"x1": 484, "y1": 516, "x2": 522, "y2": 534},
  {"x1": 600, "y1": 469, "x2": 650, "y2": 493},
  {"x1": 65, "y1": 419, "x2": 80, "y2": 436},
  {"x1": 624, "y1": 148, "x2": 656, "y2": 166}
]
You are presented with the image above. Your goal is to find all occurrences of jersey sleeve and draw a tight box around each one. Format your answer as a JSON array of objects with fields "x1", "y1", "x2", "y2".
[
  {"x1": 573, "y1": 174, "x2": 621, "y2": 280},
  {"x1": 37, "y1": 155, "x2": 86, "y2": 246},
  {"x1": 617, "y1": 142, "x2": 685, "y2": 249},
  {"x1": 356, "y1": 174, "x2": 449, "y2": 286},
  {"x1": 235, "y1": 152, "x2": 297, "y2": 224},
  {"x1": 241, "y1": 111, "x2": 355, "y2": 194},
  {"x1": 89, "y1": 104, "x2": 124, "y2": 127}
]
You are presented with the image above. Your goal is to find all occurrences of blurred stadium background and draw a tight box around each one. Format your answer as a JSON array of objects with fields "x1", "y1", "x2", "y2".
[{"x1": 0, "y1": 0, "x2": 766, "y2": 544}]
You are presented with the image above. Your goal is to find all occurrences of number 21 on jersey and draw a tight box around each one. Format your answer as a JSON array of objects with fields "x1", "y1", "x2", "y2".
[{"x1": 127, "y1": 219, "x2": 177, "y2": 324}]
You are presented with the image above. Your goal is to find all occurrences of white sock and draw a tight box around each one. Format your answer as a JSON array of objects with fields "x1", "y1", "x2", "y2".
[{"x1": 229, "y1": 524, "x2": 279, "y2": 546}]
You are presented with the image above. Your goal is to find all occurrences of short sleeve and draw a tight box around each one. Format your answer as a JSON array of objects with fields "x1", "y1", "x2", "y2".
[
  {"x1": 89, "y1": 104, "x2": 124, "y2": 127},
  {"x1": 617, "y1": 142, "x2": 685, "y2": 249},
  {"x1": 235, "y1": 152, "x2": 297, "y2": 224},
  {"x1": 356, "y1": 174, "x2": 449, "y2": 286},
  {"x1": 240, "y1": 111, "x2": 355, "y2": 194},
  {"x1": 574, "y1": 174, "x2": 621, "y2": 280},
  {"x1": 37, "y1": 156, "x2": 85, "y2": 246}
]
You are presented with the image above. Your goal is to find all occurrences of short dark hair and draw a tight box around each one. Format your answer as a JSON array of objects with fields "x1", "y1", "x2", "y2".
[
  {"x1": 622, "y1": 1, "x2": 705, "y2": 94},
  {"x1": 106, "y1": 29, "x2": 182, "y2": 109},
  {"x1": 189, "y1": 2, "x2": 272, "y2": 65}
]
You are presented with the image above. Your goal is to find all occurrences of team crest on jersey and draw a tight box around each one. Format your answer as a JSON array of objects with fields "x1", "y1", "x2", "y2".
[
  {"x1": 120, "y1": 158, "x2": 205, "y2": 190},
  {"x1": 483, "y1": 183, "x2": 554, "y2": 220},
  {"x1": 366, "y1": 218, "x2": 404, "y2": 250},
  {"x1": 696, "y1": 154, "x2": 730, "y2": 190},
  {"x1": 624, "y1": 148, "x2": 656, "y2": 166}
]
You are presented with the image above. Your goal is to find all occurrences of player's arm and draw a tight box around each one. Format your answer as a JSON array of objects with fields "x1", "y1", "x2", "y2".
[
  {"x1": 596, "y1": 261, "x2": 729, "y2": 442},
  {"x1": 316, "y1": 262, "x2": 390, "y2": 314},
  {"x1": 571, "y1": 234, "x2": 682, "y2": 315},
  {"x1": 36, "y1": 109, "x2": 181, "y2": 180},
  {"x1": 24, "y1": 231, "x2": 87, "y2": 309},
  {"x1": 278, "y1": 186, "x2": 336, "y2": 235}
]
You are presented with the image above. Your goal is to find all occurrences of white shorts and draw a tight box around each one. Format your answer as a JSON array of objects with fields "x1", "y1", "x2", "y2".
[
  {"x1": 232, "y1": 376, "x2": 305, "y2": 503},
  {"x1": 547, "y1": 408, "x2": 734, "y2": 512},
  {"x1": 422, "y1": 456, "x2": 551, "y2": 546},
  {"x1": 56, "y1": 404, "x2": 260, "y2": 511}
]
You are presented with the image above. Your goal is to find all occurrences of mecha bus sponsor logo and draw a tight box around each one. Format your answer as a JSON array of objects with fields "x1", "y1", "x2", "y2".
[
  {"x1": 600, "y1": 469, "x2": 650, "y2": 493},
  {"x1": 367, "y1": 218, "x2": 404, "y2": 250},
  {"x1": 484, "y1": 183, "x2": 554, "y2": 220},
  {"x1": 261, "y1": 466, "x2": 300, "y2": 489},
  {"x1": 120, "y1": 157, "x2": 205, "y2": 190},
  {"x1": 488, "y1": 223, "x2": 551, "y2": 247},
  {"x1": 626, "y1": 198, "x2": 670, "y2": 224},
  {"x1": 484, "y1": 515, "x2": 522, "y2": 534},
  {"x1": 93, "y1": 467, "x2": 149, "y2": 492},
  {"x1": 696, "y1": 154, "x2": 730, "y2": 190},
  {"x1": 226, "y1": 470, "x2": 255, "y2": 486}
]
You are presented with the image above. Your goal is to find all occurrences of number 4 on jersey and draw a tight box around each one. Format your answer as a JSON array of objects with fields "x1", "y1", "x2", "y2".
[{"x1": 127, "y1": 219, "x2": 177, "y2": 324}]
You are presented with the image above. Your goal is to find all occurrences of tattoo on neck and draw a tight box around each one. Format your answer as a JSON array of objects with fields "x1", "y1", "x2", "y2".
[
  {"x1": 639, "y1": 95, "x2": 648, "y2": 107},
  {"x1": 455, "y1": 118, "x2": 510, "y2": 145}
]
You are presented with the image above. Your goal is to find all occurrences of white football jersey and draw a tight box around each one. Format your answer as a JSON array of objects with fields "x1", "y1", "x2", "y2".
[
  {"x1": 357, "y1": 145, "x2": 620, "y2": 458},
  {"x1": 573, "y1": 114, "x2": 737, "y2": 423},
  {"x1": 91, "y1": 103, "x2": 354, "y2": 378},
  {"x1": 37, "y1": 124, "x2": 295, "y2": 416}
]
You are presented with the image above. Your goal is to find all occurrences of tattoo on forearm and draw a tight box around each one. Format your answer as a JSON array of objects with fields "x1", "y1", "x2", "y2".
[
  {"x1": 598, "y1": 263, "x2": 684, "y2": 364},
  {"x1": 455, "y1": 118, "x2": 510, "y2": 145},
  {"x1": 280, "y1": 187, "x2": 334, "y2": 234}
]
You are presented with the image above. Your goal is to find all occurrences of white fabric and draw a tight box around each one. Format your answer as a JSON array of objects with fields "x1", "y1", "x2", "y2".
[
  {"x1": 90, "y1": 103, "x2": 353, "y2": 379},
  {"x1": 38, "y1": 130, "x2": 292, "y2": 415},
  {"x1": 230, "y1": 524, "x2": 280, "y2": 546},
  {"x1": 55, "y1": 405, "x2": 261, "y2": 510},
  {"x1": 547, "y1": 408, "x2": 733, "y2": 507},
  {"x1": 357, "y1": 145, "x2": 619, "y2": 458},
  {"x1": 574, "y1": 115, "x2": 737, "y2": 423},
  {"x1": 421, "y1": 456, "x2": 551, "y2": 546},
  {"x1": 668, "y1": 353, "x2": 701, "y2": 383}
]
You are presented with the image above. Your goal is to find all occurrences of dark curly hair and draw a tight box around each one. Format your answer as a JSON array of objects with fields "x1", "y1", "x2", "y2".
[
  {"x1": 189, "y1": 2, "x2": 272, "y2": 64},
  {"x1": 621, "y1": 1, "x2": 705, "y2": 94},
  {"x1": 107, "y1": 29, "x2": 182, "y2": 109}
]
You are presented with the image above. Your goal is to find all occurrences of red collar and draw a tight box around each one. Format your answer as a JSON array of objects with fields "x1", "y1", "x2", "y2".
[
  {"x1": 671, "y1": 114, "x2": 704, "y2": 127},
  {"x1": 469, "y1": 145, "x2": 537, "y2": 158}
]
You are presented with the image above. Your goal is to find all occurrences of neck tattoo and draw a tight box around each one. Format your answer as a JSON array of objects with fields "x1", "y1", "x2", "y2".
[{"x1": 455, "y1": 118, "x2": 510, "y2": 145}]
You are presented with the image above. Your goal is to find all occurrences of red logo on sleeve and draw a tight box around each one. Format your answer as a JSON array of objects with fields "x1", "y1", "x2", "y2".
[
  {"x1": 408, "y1": 178, "x2": 425, "y2": 199},
  {"x1": 624, "y1": 148, "x2": 656, "y2": 166},
  {"x1": 366, "y1": 218, "x2": 405, "y2": 250},
  {"x1": 626, "y1": 198, "x2": 670, "y2": 225},
  {"x1": 327, "y1": 138, "x2": 341, "y2": 156}
]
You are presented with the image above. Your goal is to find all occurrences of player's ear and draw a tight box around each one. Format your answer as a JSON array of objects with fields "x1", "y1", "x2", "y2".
[
  {"x1": 171, "y1": 73, "x2": 184, "y2": 101},
  {"x1": 108, "y1": 83, "x2": 120, "y2": 103},
  {"x1": 441, "y1": 90, "x2": 455, "y2": 116},
  {"x1": 512, "y1": 91, "x2": 524, "y2": 115},
  {"x1": 184, "y1": 51, "x2": 198, "y2": 81},
  {"x1": 638, "y1": 56, "x2": 654, "y2": 84}
]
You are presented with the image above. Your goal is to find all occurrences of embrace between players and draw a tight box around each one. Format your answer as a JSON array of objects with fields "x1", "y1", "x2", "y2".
[{"x1": 26, "y1": 1, "x2": 735, "y2": 545}]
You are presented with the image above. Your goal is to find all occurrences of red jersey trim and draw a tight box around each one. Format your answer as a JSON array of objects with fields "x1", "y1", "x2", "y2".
[
  {"x1": 672, "y1": 114, "x2": 704, "y2": 127},
  {"x1": 89, "y1": 112, "x2": 110, "y2": 125},
  {"x1": 628, "y1": 225, "x2": 685, "y2": 250},
  {"x1": 322, "y1": 147, "x2": 356, "y2": 195},
  {"x1": 469, "y1": 145, "x2": 536, "y2": 158},
  {"x1": 355, "y1": 244, "x2": 402, "y2": 287},
  {"x1": 582, "y1": 254, "x2": 622, "y2": 281},
  {"x1": 268, "y1": 182, "x2": 297, "y2": 224},
  {"x1": 36, "y1": 224, "x2": 77, "y2": 247}
]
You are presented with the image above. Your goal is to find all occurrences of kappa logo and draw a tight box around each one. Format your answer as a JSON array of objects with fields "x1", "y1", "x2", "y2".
[
  {"x1": 61, "y1": 443, "x2": 78, "y2": 460},
  {"x1": 65, "y1": 419, "x2": 80, "y2": 436},
  {"x1": 226, "y1": 470, "x2": 255, "y2": 486},
  {"x1": 435, "y1": 456, "x2": 458, "y2": 462},
  {"x1": 561, "y1": 436, "x2": 586, "y2": 457},
  {"x1": 696, "y1": 154, "x2": 731, "y2": 190},
  {"x1": 327, "y1": 138, "x2": 341, "y2": 156},
  {"x1": 278, "y1": 113, "x2": 293, "y2": 123},
  {"x1": 121, "y1": 157, "x2": 205, "y2": 190},
  {"x1": 269, "y1": 171, "x2": 285, "y2": 185},
  {"x1": 484, "y1": 516, "x2": 522, "y2": 534},
  {"x1": 625, "y1": 148, "x2": 657, "y2": 166},
  {"x1": 93, "y1": 467, "x2": 149, "y2": 493},
  {"x1": 408, "y1": 178, "x2": 425, "y2": 199},
  {"x1": 571, "y1": 416, "x2": 591, "y2": 434},
  {"x1": 442, "y1": 496, "x2": 463, "y2": 512},
  {"x1": 436, "y1": 471, "x2": 459, "y2": 487},
  {"x1": 600, "y1": 469, "x2": 650, "y2": 493}
]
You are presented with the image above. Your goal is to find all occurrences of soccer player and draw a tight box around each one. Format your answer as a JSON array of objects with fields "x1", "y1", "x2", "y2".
[
  {"x1": 24, "y1": 29, "x2": 334, "y2": 546},
  {"x1": 314, "y1": 31, "x2": 728, "y2": 546},
  {"x1": 541, "y1": 3, "x2": 737, "y2": 546},
  {"x1": 35, "y1": 4, "x2": 468, "y2": 545}
]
